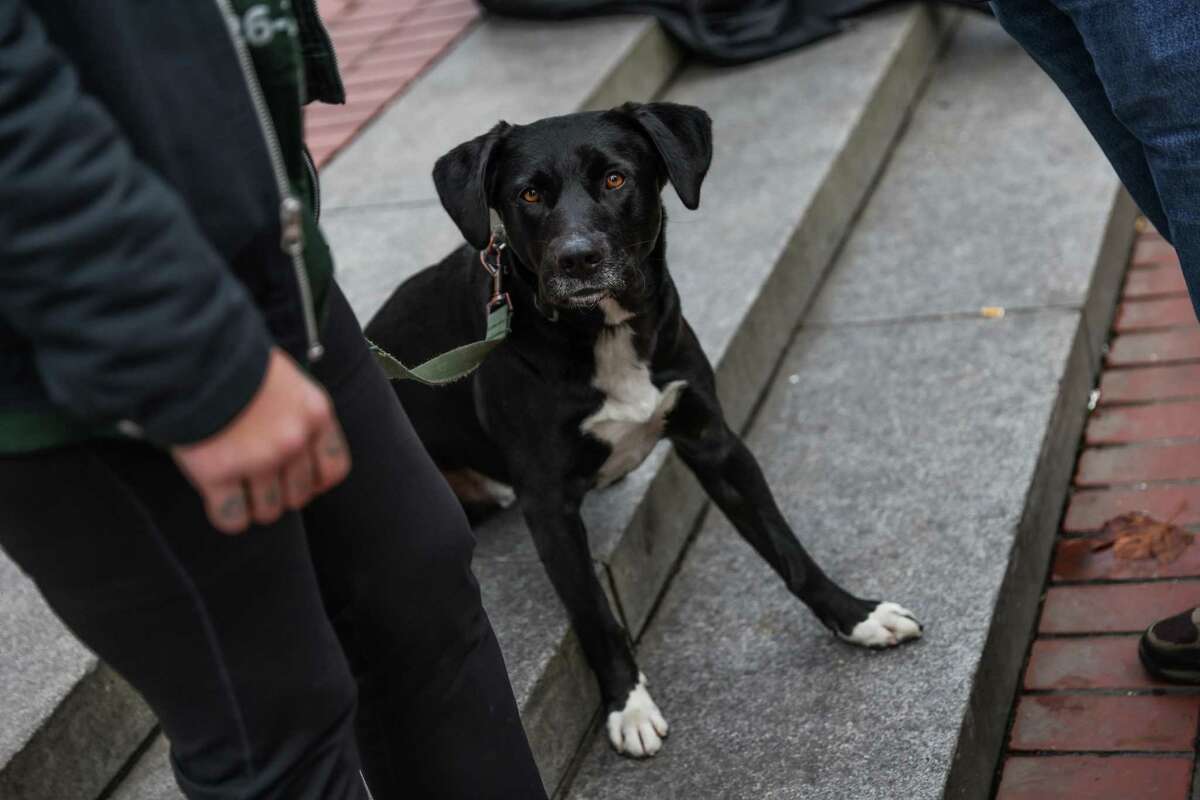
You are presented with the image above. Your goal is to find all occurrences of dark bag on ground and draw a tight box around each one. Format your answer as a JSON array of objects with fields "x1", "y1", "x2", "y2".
[{"x1": 477, "y1": 0, "x2": 991, "y2": 66}]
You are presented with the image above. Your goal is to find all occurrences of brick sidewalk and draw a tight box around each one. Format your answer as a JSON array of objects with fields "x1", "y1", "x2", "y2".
[
  {"x1": 307, "y1": 0, "x2": 480, "y2": 166},
  {"x1": 995, "y1": 225, "x2": 1200, "y2": 799}
]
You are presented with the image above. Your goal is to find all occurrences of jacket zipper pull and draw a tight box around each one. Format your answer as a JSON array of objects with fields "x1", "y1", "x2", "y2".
[
  {"x1": 280, "y1": 196, "x2": 305, "y2": 256},
  {"x1": 280, "y1": 195, "x2": 323, "y2": 361}
]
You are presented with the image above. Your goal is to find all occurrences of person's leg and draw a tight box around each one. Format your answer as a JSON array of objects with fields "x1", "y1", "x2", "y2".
[
  {"x1": 1051, "y1": 0, "x2": 1200, "y2": 680},
  {"x1": 0, "y1": 442, "x2": 369, "y2": 800},
  {"x1": 994, "y1": 0, "x2": 1200, "y2": 683},
  {"x1": 990, "y1": 0, "x2": 1172, "y2": 241},
  {"x1": 302, "y1": 283, "x2": 547, "y2": 799},
  {"x1": 1046, "y1": 0, "x2": 1200, "y2": 314}
]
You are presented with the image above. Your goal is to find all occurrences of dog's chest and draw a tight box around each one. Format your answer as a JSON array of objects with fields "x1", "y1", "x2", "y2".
[{"x1": 580, "y1": 323, "x2": 687, "y2": 488}]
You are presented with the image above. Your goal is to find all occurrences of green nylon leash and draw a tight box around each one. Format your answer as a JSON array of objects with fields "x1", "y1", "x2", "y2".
[
  {"x1": 367, "y1": 236, "x2": 512, "y2": 387},
  {"x1": 368, "y1": 301, "x2": 510, "y2": 386}
]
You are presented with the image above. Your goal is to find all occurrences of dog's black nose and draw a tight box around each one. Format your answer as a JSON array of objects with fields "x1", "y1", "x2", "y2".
[{"x1": 554, "y1": 237, "x2": 604, "y2": 275}]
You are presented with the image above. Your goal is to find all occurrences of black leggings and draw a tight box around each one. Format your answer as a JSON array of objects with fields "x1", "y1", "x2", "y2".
[{"x1": 0, "y1": 284, "x2": 547, "y2": 800}]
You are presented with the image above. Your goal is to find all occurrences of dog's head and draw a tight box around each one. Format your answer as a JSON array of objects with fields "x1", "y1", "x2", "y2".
[{"x1": 433, "y1": 103, "x2": 712, "y2": 310}]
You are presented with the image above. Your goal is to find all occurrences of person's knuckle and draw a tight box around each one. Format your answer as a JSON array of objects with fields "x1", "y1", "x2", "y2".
[
  {"x1": 190, "y1": 453, "x2": 229, "y2": 485},
  {"x1": 209, "y1": 463, "x2": 243, "y2": 487},
  {"x1": 291, "y1": 469, "x2": 315, "y2": 494},
  {"x1": 287, "y1": 469, "x2": 312, "y2": 497},
  {"x1": 330, "y1": 455, "x2": 351, "y2": 484},
  {"x1": 275, "y1": 423, "x2": 308, "y2": 457},
  {"x1": 304, "y1": 390, "x2": 334, "y2": 424},
  {"x1": 219, "y1": 515, "x2": 244, "y2": 534},
  {"x1": 312, "y1": 466, "x2": 336, "y2": 493},
  {"x1": 210, "y1": 507, "x2": 244, "y2": 535},
  {"x1": 251, "y1": 440, "x2": 287, "y2": 471},
  {"x1": 257, "y1": 505, "x2": 281, "y2": 525}
]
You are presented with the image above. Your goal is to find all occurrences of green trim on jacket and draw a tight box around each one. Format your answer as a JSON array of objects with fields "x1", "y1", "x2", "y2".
[{"x1": 0, "y1": 411, "x2": 110, "y2": 454}]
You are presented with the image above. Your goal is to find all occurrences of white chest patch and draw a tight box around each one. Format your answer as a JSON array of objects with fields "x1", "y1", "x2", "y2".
[{"x1": 581, "y1": 316, "x2": 686, "y2": 488}]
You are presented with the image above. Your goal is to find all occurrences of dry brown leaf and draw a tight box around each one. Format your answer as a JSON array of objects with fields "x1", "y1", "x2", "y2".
[{"x1": 1097, "y1": 510, "x2": 1194, "y2": 565}]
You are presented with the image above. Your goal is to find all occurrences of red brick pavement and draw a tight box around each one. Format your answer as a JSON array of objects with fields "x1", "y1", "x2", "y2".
[
  {"x1": 997, "y1": 756, "x2": 1192, "y2": 800},
  {"x1": 307, "y1": 0, "x2": 480, "y2": 167},
  {"x1": 1099, "y1": 364, "x2": 1200, "y2": 406},
  {"x1": 1024, "y1": 637, "x2": 1172, "y2": 690},
  {"x1": 1064, "y1": 485, "x2": 1200, "y2": 533},
  {"x1": 1086, "y1": 400, "x2": 1200, "y2": 445},
  {"x1": 1010, "y1": 695, "x2": 1200, "y2": 752},
  {"x1": 1123, "y1": 263, "x2": 1189, "y2": 298},
  {"x1": 995, "y1": 227, "x2": 1200, "y2": 799}
]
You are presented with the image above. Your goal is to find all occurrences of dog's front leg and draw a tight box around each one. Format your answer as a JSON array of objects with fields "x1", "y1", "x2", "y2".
[
  {"x1": 520, "y1": 491, "x2": 669, "y2": 757},
  {"x1": 667, "y1": 390, "x2": 922, "y2": 649}
]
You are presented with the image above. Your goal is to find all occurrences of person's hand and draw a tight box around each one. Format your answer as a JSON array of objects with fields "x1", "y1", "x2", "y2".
[{"x1": 171, "y1": 347, "x2": 351, "y2": 534}]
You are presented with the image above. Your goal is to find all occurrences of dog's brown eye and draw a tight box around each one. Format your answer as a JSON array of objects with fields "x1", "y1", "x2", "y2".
[
  {"x1": 520, "y1": 187, "x2": 541, "y2": 204},
  {"x1": 605, "y1": 172, "x2": 625, "y2": 190}
]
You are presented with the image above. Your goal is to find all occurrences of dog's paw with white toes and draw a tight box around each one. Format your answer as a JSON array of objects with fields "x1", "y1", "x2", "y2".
[
  {"x1": 607, "y1": 674, "x2": 669, "y2": 758},
  {"x1": 839, "y1": 601, "x2": 923, "y2": 648}
]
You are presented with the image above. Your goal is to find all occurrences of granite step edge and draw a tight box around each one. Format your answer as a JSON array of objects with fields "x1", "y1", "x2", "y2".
[{"x1": 943, "y1": 186, "x2": 1136, "y2": 800}]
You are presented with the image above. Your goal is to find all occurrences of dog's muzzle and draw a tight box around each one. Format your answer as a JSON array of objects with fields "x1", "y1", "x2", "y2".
[{"x1": 539, "y1": 234, "x2": 631, "y2": 307}]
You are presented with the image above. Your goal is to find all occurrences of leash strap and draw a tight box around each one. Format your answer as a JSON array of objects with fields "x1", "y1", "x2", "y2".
[{"x1": 367, "y1": 237, "x2": 512, "y2": 387}]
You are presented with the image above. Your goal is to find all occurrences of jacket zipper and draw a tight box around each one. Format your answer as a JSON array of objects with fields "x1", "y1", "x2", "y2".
[
  {"x1": 302, "y1": 145, "x2": 321, "y2": 222},
  {"x1": 214, "y1": 0, "x2": 324, "y2": 362}
]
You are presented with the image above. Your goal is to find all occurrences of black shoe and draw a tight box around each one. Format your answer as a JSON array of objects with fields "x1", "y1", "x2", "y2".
[{"x1": 1139, "y1": 606, "x2": 1200, "y2": 684}]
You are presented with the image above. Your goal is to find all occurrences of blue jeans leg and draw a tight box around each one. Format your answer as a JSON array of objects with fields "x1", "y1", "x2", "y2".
[{"x1": 992, "y1": 0, "x2": 1200, "y2": 319}]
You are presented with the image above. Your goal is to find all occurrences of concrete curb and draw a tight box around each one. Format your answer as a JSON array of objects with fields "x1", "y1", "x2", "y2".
[
  {"x1": 0, "y1": 663, "x2": 154, "y2": 800},
  {"x1": 943, "y1": 187, "x2": 1136, "y2": 800}
]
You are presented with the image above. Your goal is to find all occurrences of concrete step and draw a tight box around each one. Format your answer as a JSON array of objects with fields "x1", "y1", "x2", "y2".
[
  {"x1": 0, "y1": 559, "x2": 154, "y2": 800},
  {"x1": 564, "y1": 13, "x2": 1135, "y2": 800},
  {"x1": 319, "y1": 13, "x2": 679, "y2": 211},
  {"x1": 0, "y1": 14, "x2": 679, "y2": 800},
  {"x1": 109, "y1": 4, "x2": 951, "y2": 798}
]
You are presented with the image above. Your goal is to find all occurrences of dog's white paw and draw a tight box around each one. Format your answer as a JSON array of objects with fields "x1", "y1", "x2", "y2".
[
  {"x1": 606, "y1": 674, "x2": 669, "y2": 758},
  {"x1": 485, "y1": 479, "x2": 517, "y2": 509},
  {"x1": 441, "y1": 468, "x2": 516, "y2": 509},
  {"x1": 839, "y1": 601, "x2": 923, "y2": 648}
]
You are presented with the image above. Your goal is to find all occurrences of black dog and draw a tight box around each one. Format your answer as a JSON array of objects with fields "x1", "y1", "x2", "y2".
[{"x1": 366, "y1": 102, "x2": 922, "y2": 758}]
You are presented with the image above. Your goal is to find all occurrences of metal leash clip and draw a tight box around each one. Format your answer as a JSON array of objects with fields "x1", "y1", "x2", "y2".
[{"x1": 480, "y1": 235, "x2": 512, "y2": 313}]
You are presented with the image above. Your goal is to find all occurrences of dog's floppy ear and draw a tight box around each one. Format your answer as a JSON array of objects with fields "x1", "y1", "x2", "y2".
[
  {"x1": 620, "y1": 102, "x2": 712, "y2": 209},
  {"x1": 432, "y1": 121, "x2": 511, "y2": 250}
]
